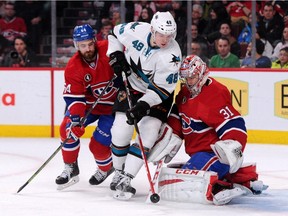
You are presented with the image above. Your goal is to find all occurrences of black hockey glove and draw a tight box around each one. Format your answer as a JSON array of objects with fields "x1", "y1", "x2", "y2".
[
  {"x1": 126, "y1": 101, "x2": 150, "y2": 125},
  {"x1": 109, "y1": 51, "x2": 131, "y2": 77}
]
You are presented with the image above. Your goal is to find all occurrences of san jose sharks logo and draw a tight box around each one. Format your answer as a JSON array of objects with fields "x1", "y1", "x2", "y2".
[
  {"x1": 130, "y1": 22, "x2": 140, "y2": 31},
  {"x1": 170, "y1": 54, "x2": 180, "y2": 66}
]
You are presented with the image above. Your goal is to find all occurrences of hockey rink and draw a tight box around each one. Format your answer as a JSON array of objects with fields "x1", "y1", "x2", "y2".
[{"x1": 1, "y1": 138, "x2": 287, "y2": 216}]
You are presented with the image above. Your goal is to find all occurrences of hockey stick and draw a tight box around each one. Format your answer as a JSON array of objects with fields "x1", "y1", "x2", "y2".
[
  {"x1": 145, "y1": 159, "x2": 164, "y2": 203},
  {"x1": 121, "y1": 71, "x2": 160, "y2": 203},
  {"x1": 17, "y1": 76, "x2": 116, "y2": 193}
]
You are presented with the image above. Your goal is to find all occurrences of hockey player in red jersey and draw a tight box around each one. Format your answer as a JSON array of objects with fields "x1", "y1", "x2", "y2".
[
  {"x1": 55, "y1": 24, "x2": 120, "y2": 190},
  {"x1": 149, "y1": 55, "x2": 268, "y2": 205}
]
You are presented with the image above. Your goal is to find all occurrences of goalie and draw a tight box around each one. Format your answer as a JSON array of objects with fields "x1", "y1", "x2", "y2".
[{"x1": 148, "y1": 55, "x2": 268, "y2": 205}]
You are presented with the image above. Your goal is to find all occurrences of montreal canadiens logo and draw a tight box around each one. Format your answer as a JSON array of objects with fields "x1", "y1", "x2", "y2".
[
  {"x1": 92, "y1": 81, "x2": 117, "y2": 100},
  {"x1": 180, "y1": 113, "x2": 193, "y2": 135}
]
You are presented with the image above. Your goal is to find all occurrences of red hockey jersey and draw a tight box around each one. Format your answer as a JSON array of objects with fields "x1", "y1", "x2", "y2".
[
  {"x1": 168, "y1": 77, "x2": 247, "y2": 156},
  {"x1": 63, "y1": 40, "x2": 118, "y2": 117}
]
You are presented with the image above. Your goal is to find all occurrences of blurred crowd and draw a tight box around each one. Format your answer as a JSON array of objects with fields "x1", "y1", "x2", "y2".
[{"x1": 0, "y1": 0, "x2": 288, "y2": 68}]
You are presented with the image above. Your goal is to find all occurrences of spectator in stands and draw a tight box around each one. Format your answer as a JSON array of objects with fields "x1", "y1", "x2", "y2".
[
  {"x1": 271, "y1": 27, "x2": 288, "y2": 61},
  {"x1": 209, "y1": 37, "x2": 240, "y2": 68},
  {"x1": 96, "y1": 20, "x2": 113, "y2": 41},
  {"x1": 271, "y1": 47, "x2": 288, "y2": 69},
  {"x1": 0, "y1": 2, "x2": 27, "y2": 44},
  {"x1": 226, "y1": 0, "x2": 251, "y2": 24},
  {"x1": 241, "y1": 39, "x2": 271, "y2": 68},
  {"x1": 216, "y1": 22, "x2": 241, "y2": 58},
  {"x1": 191, "y1": 41, "x2": 209, "y2": 66},
  {"x1": 111, "y1": 6, "x2": 121, "y2": 27},
  {"x1": 257, "y1": 2, "x2": 284, "y2": 47},
  {"x1": 137, "y1": 7, "x2": 154, "y2": 23},
  {"x1": 2, "y1": 36, "x2": 38, "y2": 67},
  {"x1": 256, "y1": 30, "x2": 273, "y2": 59},
  {"x1": 180, "y1": 23, "x2": 208, "y2": 57},
  {"x1": 0, "y1": 0, "x2": 5, "y2": 18},
  {"x1": 14, "y1": 1, "x2": 50, "y2": 54},
  {"x1": 133, "y1": 0, "x2": 156, "y2": 21},
  {"x1": 203, "y1": 2, "x2": 231, "y2": 39},
  {"x1": 191, "y1": 3, "x2": 207, "y2": 35},
  {"x1": 238, "y1": 12, "x2": 254, "y2": 44}
]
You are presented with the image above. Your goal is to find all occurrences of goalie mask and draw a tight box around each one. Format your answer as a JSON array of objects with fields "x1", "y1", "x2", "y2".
[
  {"x1": 73, "y1": 24, "x2": 96, "y2": 49},
  {"x1": 180, "y1": 55, "x2": 209, "y2": 98}
]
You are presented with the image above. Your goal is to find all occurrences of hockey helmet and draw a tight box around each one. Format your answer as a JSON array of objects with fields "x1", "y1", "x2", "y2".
[
  {"x1": 73, "y1": 24, "x2": 96, "y2": 49},
  {"x1": 150, "y1": 11, "x2": 177, "y2": 38},
  {"x1": 180, "y1": 55, "x2": 209, "y2": 98}
]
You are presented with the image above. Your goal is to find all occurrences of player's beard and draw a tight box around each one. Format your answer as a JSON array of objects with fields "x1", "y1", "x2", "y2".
[{"x1": 82, "y1": 51, "x2": 96, "y2": 62}]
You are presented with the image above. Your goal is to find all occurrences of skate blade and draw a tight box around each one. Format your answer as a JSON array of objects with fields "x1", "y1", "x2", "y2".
[
  {"x1": 213, "y1": 187, "x2": 245, "y2": 205},
  {"x1": 113, "y1": 190, "x2": 134, "y2": 201},
  {"x1": 57, "y1": 176, "x2": 80, "y2": 190}
]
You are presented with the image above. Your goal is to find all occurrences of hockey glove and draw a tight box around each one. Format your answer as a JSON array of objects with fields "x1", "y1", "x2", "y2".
[
  {"x1": 211, "y1": 140, "x2": 243, "y2": 173},
  {"x1": 109, "y1": 51, "x2": 131, "y2": 77},
  {"x1": 126, "y1": 101, "x2": 150, "y2": 125},
  {"x1": 66, "y1": 115, "x2": 85, "y2": 141}
]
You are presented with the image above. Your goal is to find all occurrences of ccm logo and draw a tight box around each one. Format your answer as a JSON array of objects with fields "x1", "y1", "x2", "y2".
[
  {"x1": 175, "y1": 169, "x2": 199, "y2": 175},
  {"x1": 1, "y1": 93, "x2": 15, "y2": 106}
]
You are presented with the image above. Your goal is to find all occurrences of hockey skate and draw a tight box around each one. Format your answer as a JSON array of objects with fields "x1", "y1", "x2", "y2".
[
  {"x1": 55, "y1": 161, "x2": 79, "y2": 190},
  {"x1": 113, "y1": 173, "x2": 136, "y2": 201},
  {"x1": 213, "y1": 186, "x2": 246, "y2": 205},
  {"x1": 234, "y1": 180, "x2": 269, "y2": 195},
  {"x1": 110, "y1": 169, "x2": 122, "y2": 191},
  {"x1": 89, "y1": 167, "x2": 115, "y2": 185}
]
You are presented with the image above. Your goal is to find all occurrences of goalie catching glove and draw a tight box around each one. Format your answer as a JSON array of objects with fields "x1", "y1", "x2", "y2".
[
  {"x1": 211, "y1": 140, "x2": 243, "y2": 173},
  {"x1": 148, "y1": 123, "x2": 182, "y2": 163},
  {"x1": 65, "y1": 115, "x2": 85, "y2": 141}
]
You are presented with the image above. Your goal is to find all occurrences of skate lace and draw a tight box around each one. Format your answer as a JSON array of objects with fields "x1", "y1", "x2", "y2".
[
  {"x1": 93, "y1": 169, "x2": 107, "y2": 181},
  {"x1": 59, "y1": 164, "x2": 73, "y2": 178},
  {"x1": 111, "y1": 170, "x2": 122, "y2": 184},
  {"x1": 118, "y1": 173, "x2": 131, "y2": 187}
]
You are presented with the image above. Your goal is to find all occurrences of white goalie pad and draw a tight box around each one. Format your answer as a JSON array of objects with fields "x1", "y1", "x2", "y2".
[
  {"x1": 148, "y1": 123, "x2": 182, "y2": 163},
  {"x1": 157, "y1": 164, "x2": 218, "y2": 204},
  {"x1": 211, "y1": 140, "x2": 244, "y2": 174}
]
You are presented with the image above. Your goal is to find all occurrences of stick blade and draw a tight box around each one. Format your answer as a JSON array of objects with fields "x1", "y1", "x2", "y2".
[{"x1": 17, "y1": 182, "x2": 28, "y2": 193}]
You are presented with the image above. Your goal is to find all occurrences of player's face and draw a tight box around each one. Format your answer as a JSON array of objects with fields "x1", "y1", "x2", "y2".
[
  {"x1": 154, "y1": 32, "x2": 173, "y2": 48},
  {"x1": 186, "y1": 74, "x2": 199, "y2": 87},
  {"x1": 77, "y1": 39, "x2": 96, "y2": 61}
]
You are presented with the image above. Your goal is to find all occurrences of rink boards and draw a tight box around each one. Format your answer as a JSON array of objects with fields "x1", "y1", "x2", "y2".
[{"x1": 0, "y1": 68, "x2": 287, "y2": 144}]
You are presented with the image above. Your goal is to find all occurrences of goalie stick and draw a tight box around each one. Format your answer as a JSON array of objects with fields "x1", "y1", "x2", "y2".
[{"x1": 17, "y1": 76, "x2": 116, "y2": 193}]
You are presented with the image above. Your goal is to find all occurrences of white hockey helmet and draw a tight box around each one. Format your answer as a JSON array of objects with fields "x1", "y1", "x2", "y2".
[
  {"x1": 150, "y1": 11, "x2": 177, "y2": 38},
  {"x1": 180, "y1": 55, "x2": 210, "y2": 98}
]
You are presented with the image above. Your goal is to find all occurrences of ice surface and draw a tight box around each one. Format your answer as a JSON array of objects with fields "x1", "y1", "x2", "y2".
[{"x1": 1, "y1": 138, "x2": 287, "y2": 216}]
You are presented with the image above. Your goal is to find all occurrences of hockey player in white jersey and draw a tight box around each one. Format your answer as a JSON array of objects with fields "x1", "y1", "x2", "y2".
[{"x1": 107, "y1": 11, "x2": 182, "y2": 200}]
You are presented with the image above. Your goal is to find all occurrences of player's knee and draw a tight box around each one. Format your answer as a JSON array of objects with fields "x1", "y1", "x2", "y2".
[{"x1": 89, "y1": 137, "x2": 111, "y2": 158}]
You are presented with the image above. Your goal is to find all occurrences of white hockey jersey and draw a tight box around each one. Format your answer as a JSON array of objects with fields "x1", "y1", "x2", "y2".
[{"x1": 107, "y1": 22, "x2": 182, "y2": 107}]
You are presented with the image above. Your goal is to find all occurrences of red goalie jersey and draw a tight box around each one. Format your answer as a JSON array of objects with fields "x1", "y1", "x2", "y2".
[
  {"x1": 168, "y1": 77, "x2": 247, "y2": 156},
  {"x1": 63, "y1": 40, "x2": 118, "y2": 117}
]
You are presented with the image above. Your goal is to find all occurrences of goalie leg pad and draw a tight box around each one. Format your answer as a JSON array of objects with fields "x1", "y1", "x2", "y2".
[
  {"x1": 157, "y1": 166, "x2": 218, "y2": 204},
  {"x1": 182, "y1": 152, "x2": 230, "y2": 179}
]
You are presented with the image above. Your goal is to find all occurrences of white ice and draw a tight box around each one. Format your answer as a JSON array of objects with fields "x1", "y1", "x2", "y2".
[{"x1": 1, "y1": 138, "x2": 288, "y2": 216}]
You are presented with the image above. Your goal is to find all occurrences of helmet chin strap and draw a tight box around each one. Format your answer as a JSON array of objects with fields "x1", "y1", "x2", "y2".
[{"x1": 150, "y1": 29, "x2": 158, "y2": 47}]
